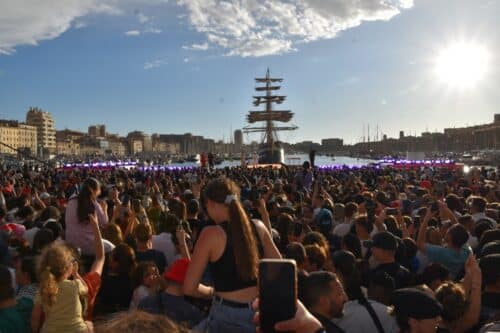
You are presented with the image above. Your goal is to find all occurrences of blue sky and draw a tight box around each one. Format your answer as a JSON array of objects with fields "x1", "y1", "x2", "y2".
[{"x1": 0, "y1": 0, "x2": 498, "y2": 144}]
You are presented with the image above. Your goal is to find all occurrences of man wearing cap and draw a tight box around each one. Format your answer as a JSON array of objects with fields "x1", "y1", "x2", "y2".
[
  {"x1": 393, "y1": 288, "x2": 443, "y2": 333},
  {"x1": 138, "y1": 258, "x2": 203, "y2": 328},
  {"x1": 366, "y1": 231, "x2": 412, "y2": 289}
]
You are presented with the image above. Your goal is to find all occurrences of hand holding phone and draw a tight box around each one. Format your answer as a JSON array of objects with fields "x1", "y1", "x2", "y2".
[{"x1": 259, "y1": 259, "x2": 297, "y2": 333}]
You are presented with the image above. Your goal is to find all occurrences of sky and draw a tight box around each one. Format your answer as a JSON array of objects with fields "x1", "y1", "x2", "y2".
[{"x1": 0, "y1": 0, "x2": 499, "y2": 145}]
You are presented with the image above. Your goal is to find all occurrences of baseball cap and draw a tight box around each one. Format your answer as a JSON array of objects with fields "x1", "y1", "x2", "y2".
[
  {"x1": 480, "y1": 241, "x2": 500, "y2": 257},
  {"x1": 40, "y1": 192, "x2": 51, "y2": 200},
  {"x1": 315, "y1": 208, "x2": 333, "y2": 236},
  {"x1": 363, "y1": 231, "x2": 398, "y2": 251},
  {"x1": 164, "y1": 258, "x2": 190, "y2": 284},
  {"x1": 479, "y1": 254, "x2": 500, "y2": 283},
  {"x1": 394, "y1": 288, "x2": 443, "y2": 320}
]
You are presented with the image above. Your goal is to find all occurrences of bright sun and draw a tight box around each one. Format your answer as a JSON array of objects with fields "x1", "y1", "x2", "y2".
[{"x1": 434, "y1": 42, "x2": 490, "y2": 89}]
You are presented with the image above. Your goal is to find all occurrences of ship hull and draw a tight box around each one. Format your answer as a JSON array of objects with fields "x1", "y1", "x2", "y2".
[{"x1": 258, "y1": 145, "x2": 284, "y2": 164}]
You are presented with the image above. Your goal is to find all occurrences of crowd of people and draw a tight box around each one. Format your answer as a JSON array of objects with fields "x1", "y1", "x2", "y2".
[{"x1": 0, "y1": 160, "x2": 500, "y2": 333}]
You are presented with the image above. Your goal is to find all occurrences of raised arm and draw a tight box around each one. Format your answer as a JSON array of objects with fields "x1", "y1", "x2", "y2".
[
  {"x1": 456, "y1": 255, "x2": 481, "y2": 333},
  {"x1": 176, "y1": 227, "x2": 191, "y2": 260},
  {"x1": 257, "y1": 198, "x2": 272, "y2": 232},
  {"x1": 438, "y1": 200, "x2": 458, "y2": 225},
  {"x1": 88, "y1": 213, "x2": 105, "y2": 275},
  {"x1": 417, "y1": 208, "x2": 431, "y2": 253}
]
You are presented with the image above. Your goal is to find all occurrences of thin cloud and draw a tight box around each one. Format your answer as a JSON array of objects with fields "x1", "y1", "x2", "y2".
[
  {"x1": 74, "y1": 21, "x2": 87, "y2": 29},
  {"x1": 182, "y1": 42, "x2": 209, "y2": 51},
  {"x1": 125, "y1": 30, "x2": 141, "y2": 36},
  {"x1": 145, "y1": 28, "x2": 162, "y2": 34},
  {"x1": 137, "y1": 13, "x2": 150, "y2": 23},
  {"x1": 336, "y1": 76, "x2": 361, "y2": 87},
  {"x1": 144, "y1": 59, "x2": 167, "y2": 70}
]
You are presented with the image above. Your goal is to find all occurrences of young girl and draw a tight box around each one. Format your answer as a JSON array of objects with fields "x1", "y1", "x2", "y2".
[
  {"x1": 129, "y1": 261, "x2": 160, "y2": 310},
  {"x1": 31, "y1": 243, "x2": 92, "y2": 333}
]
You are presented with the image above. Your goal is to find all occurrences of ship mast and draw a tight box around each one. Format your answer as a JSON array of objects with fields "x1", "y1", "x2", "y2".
[{"x1": 244, "y1": 68, "x2": 297, "y2": 156}]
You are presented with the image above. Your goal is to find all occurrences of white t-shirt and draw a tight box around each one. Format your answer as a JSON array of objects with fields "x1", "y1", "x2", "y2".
[
  {"x1": 467, "y1": 234, "x2": 478, "y2": 250},
  {"x1": 333, "y1": 223, "x2": 351, "y2": 237},
  {"x1": 23, "y1": 227, "x2": 40, "y2": 248},
  {"x1": 472, "y1": 212, "x2": 497, "y2": 227},
  {"x1": 334, "y1": 299, "x2": 399, "y2": 333},
  {"x1": 152, "y1": 232, "x2": 176, "y2": 266},
  {"x1": 130, "y1": 285, "x2": 151, "y2": 310}
]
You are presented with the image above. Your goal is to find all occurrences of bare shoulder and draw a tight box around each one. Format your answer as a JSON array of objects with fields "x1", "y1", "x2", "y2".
[
  {"x1": 251, "y1": 219, "x2": 270, "y2": 237},
  {"x1": 197, "y1": 225, "x2": 225, "y2": 242}
]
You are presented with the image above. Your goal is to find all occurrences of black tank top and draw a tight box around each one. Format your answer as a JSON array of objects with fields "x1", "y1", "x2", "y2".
[{"x1": 209, "y1": 220, "x2": 264, "y2": 292}]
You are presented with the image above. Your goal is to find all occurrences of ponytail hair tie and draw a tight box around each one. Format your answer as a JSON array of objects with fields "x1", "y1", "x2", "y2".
[{"x1": 225, "y1": 194, "x2": 238, "y2": 205}]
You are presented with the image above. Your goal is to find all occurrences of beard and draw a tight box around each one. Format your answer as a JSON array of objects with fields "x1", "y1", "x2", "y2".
[{"x1": 330, "y1": 305, "x2": 344, "y2": 319}]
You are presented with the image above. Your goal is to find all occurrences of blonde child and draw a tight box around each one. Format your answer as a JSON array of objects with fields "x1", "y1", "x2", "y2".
[
  {"x1": 129, "y1": 261, "x2": 161, "y2": 310},
  {"x1": 31, "y1": 239, "x2": 92, "y2": 332}
]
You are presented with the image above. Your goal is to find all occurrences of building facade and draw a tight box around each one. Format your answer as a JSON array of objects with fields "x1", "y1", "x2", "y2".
[
  {"x1": 0, "y1": 120, "x2": 37, "y2": 155},
  {"x1": 321, "y1": 138, "x2": 344, "y2": 152},
  {"x1": 26, "y1": 107, "x2": 56, "y2": 154},
  {"x1": 234, "y1": 129, "x2": 243, "y2": 147},
  {"x1": 88, "y1": 124, "x2": 106, "y2": 137}
]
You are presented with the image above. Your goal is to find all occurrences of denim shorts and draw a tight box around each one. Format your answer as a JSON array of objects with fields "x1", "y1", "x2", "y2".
[{"x1": 194, "y1": 297, "x2": 256, "y2": 333}]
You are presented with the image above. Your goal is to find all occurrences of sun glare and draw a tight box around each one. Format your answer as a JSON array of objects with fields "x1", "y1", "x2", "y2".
[{"x1": 434, "y1": 42, "x2": 490, "y2": 89}]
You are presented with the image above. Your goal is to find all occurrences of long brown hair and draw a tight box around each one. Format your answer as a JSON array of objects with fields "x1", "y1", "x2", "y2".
[
  {"x1": 204, "y1": 178, "x2": 258, "y2": 282},
  {"x1": 77, "y1": 177, "x2": 100, "y2": 223}
]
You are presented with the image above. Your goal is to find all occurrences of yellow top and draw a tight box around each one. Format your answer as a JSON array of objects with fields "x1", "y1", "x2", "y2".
[{"x1": 35, "y1": 279, "x2": 88, "y2": 333}]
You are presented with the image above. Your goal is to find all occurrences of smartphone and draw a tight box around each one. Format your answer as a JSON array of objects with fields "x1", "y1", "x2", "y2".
[
  {"x1": 292, "y1": 222, "x2": 303, "y2": 237},
  {"x1": 412, "y1": 216, "x2": 420, "y2": 229},
  {"x1": 259, "y1": 259, "x2": 297, "y2": 333}
]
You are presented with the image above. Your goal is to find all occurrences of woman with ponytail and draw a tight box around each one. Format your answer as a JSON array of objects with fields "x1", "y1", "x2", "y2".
[
  {"x1": 31, "y1": 242, "x2": 92, "y2": 333},
  {"x1": 183, "y1": 177, "x2": 280, "y2": 333},
  {"x1": 66, "y1": 178, "x2": 108, "y2": 255}
]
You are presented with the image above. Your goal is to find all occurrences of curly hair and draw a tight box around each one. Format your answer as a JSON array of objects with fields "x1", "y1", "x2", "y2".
[
  {"x1": 36, "y1": 243, "x2": 74, "y2": 308},
  {"x1": 435, "y1": 282, "x2": 468, "y2": 322},
  {"x1": 95, "y1": 310, "x2": 189, "y2": 333}
]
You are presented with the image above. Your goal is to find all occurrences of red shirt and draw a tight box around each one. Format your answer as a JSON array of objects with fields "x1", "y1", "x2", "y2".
[{"x1": 82, "y1": 272, "x2": 101, "y2": 321}]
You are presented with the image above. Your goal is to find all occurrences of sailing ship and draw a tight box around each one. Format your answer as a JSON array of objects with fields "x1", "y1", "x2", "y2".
[{"x1": 244, "y1": 69, "x2": 297, "y2": 164}]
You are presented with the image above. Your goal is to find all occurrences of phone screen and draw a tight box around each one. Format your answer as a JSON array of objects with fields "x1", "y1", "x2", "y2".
[{"x1": 259, "y1": 259, "x2": 297, "y2": 333}]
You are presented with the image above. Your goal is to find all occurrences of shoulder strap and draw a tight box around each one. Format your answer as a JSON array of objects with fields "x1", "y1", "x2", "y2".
[{"x1": 359, "y1": 299, "x2": 386, "y2": 333}]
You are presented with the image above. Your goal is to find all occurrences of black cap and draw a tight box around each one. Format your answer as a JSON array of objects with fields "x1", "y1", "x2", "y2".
[
  {"x1": 394, "y1": 288, "x2": 443, "y2": 320},
  {"x1": 479, "y1": 254, "x2": 500, "y2": 282},
  {"x1": 480, "y1": 241, "x2": 500, "y2": 257},
  {"x1": 363, "y1": 231, "x2": 398, "y2": 251}
]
